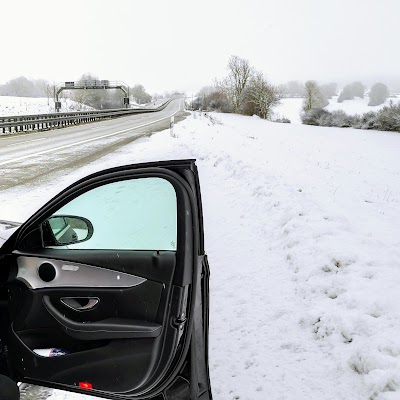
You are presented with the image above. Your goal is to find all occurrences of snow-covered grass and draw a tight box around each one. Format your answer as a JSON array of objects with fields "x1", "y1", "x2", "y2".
[
  {"x1": 275, "y1": 95, "x2": 400, "y2": 124},
  {"x1": 0, "y1": 96, "x2": 94, "y2": 116},
  {"x1": 273, "y1": 97, "x2": 304, "y2": 124},
  {"x1": 2, "y1": 112, "x2": 400, "y2": 399}
]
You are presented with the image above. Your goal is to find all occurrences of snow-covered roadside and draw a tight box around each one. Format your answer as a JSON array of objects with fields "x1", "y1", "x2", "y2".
[
  {"x1": 2, "y1": 112, "x2": 400, "y2": 399},
  {"x1": 167, "y1": 114, "x2": 400, "y2": 400}
]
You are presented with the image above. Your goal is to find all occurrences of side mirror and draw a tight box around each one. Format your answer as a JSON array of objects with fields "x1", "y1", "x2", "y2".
[
  {"x1": 0, "y1": 375, "x2": 19, "y2": 400},
  {"x1": 42, "y1": 215, "x2": 94, "y2": 247}
]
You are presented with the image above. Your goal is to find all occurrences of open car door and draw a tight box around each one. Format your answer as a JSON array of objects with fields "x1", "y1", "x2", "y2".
[{"x1": 0, "y1": 159, "x2": 211, "y2": 400}]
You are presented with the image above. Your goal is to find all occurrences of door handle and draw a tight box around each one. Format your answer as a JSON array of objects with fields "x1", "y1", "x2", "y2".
[{"x1": 60, "y1": 297, "x2": 99, "y2": 311}]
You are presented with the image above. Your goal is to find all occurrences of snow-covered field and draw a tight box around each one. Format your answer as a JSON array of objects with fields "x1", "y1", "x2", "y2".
[
  {"x1": 0, "y1": 96, "x2": 94, "y2": 115},
  {"x1": 2, "y1": 112, "x2": 400, "y2": 400},
  {"x1": 274, "y1": 95, "x2": 400, "y2": 124},
  {"x1": 0, "y1": 96, "x2": 164, "y2": 116},
  {"x1": 326, "y1": 95, "x2": 400, "y2": 115}
]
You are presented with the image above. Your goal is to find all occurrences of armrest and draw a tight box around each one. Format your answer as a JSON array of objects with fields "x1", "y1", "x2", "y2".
[{"x1": 43, "y1": 295, "x2": 162, "y2": 340}]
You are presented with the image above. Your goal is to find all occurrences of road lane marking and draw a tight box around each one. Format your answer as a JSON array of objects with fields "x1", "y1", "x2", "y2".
[
  {"x1": 6, "y1": 138, "x2": 47, "y2": 147},
  {"x1": 0, "y1": 105, "x2": 180, "y2": 167}
]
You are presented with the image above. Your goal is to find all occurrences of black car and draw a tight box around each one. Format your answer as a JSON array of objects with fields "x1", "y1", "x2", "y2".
[{"x1": 0, "y1": 159, "x2": 212, "y2": 400}]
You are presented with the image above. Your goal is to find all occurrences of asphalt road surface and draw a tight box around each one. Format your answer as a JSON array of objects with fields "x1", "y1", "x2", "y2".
[{"x1": 0, "y1": 98, "x2": 186, "y2": 191}]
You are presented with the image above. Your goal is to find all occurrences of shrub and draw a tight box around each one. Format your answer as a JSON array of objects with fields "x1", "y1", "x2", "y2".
[
  {"x1": 329, "y1": 110, "x2": 354, "y2": 127},
  {"x1": 337, "y1": 82, "x2": 365, "y2": 103},
  {"x1": 370, "y1": 103, "x2": 400, "y2": 131},
  {"x1": 274, "y1": 117, "x2": 291, "y2": 123},
  {"x1": 359, "y1": 111, "x2": 377, "y2": 129},
  {"x1": 368, "y1": 83, "x2": 389, "y2": 106},
  {"x1": 301, "y1": 108, "x2": 330, "y2": 125},
  {"x1": 194, "y1": 87, "x2": 231, "y2": 112}
]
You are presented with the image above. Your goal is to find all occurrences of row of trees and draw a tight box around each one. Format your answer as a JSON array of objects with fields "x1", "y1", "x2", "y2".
[
  {"x1": 302, "y1": 80, "x2": 391, "y2": 113},
  {"x1": 194, "y1": 56, "x2": 281, "y2": 119},
  {"x1": 280, "y1": 81, "x2": 338, "y2": 100},
  {"x1": 284, "y1": 79, "x2": 391, "y2": 108},
  {"x1": 337, "y1": 81, "x2": 389, "y2": 105},
  {"x1": 0, "y1": 76, "x2": 54, "y2": 99},
  {"x1": 301, "y1": 101, "x2": 400, "y2": 132},
  {"x1": 0, "y1": 74, "x2": 153, "y2": 110},
  {"x1": 195, "y1": 59, "x2": 393, "y2": 122}
]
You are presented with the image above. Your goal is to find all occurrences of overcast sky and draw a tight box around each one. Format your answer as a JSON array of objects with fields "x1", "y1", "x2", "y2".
[{"x1": 0, "y1": 0, "x2": 399, "y2": 94}]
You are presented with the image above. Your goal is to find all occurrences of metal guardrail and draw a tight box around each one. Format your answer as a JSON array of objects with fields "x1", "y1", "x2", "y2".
[{"x1": 0, "y1": 100, "x2": 172, "y2": 135}]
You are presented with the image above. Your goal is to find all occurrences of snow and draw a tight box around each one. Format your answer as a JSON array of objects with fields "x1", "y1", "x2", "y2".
[
  {"x1": 273, "y1": 97, "x2": 304, "y2": 124},
  {"x1": 275, "y1": 95, "x2": 400, "y2": 124},
  {"x1": 0, "y1": 96, "x2": 94, "y2": 115},
  {"x1": 1, "y1": 111, "x2": 400, "y2": 399},
  {"x1": 325, "y1": 95, "x2": 400, "y2": 115}
]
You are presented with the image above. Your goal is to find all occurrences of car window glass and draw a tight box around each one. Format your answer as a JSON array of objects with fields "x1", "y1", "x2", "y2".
[{"x1": 47, "y1": 177, "x2": 177, "y2": 250}]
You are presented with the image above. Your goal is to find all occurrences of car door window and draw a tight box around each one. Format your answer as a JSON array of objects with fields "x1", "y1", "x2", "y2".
[{"x1": 46, "y1": 177, "x2": 177, "y2": 250}]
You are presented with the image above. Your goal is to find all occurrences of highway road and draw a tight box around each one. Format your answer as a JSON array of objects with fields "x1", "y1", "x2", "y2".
[{"x1": 0, "y1": 98, "x2": 186, "y2": 191}]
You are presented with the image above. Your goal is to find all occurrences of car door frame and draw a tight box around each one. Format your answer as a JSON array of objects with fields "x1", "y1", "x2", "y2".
[{"x1": 1, "y1": 159, "x2": 212, "y2": 400}]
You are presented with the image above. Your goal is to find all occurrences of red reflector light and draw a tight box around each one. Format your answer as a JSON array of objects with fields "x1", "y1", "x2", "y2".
[{"x1": 79, "y1": 382, "x2": 93, "y2": 390}]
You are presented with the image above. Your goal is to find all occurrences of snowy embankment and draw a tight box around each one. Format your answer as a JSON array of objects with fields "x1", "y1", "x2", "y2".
[
  {"x1": 0, "y1": 96, "x2": 93, "y2": 115},
  {"x1": 1, "y1": 112, "x2": 400, "y2": 400},
  {"x1": 275, "y1": 95, "x2": 400, "y2": 124}
]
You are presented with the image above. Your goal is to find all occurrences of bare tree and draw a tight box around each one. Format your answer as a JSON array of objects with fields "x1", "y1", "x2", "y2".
[
  {"x1": 246, "y1": 71, "x2": 281, "y2": 119},
  {"x1": 130, "y1": 84, "x2": 151, "y2": 104},
  {"x1": 217, "y1": 55, "x2": 252, "y2": 113},
  {"x1": 302, "y1": 80, "x2": 327, "y2": 111},
  {"x1": 193, "y1": 86, "x2": 230, "y2": 112},
  {"x1": 72, "y1": 73, "x2": 104, "y2": 109},
  {"x1": 45, "y1": 82, "x2": 57, "y2": 106}
]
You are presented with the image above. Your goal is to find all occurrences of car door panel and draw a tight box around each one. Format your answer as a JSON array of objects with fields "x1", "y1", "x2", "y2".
[
  {"x1": 1, "y1": 160, "x2": 211, "y2": 399},
  {"x1": 8, "y1": 284, "x2": 189, "y2": 394},
  {"x1": 7, "y1": 250, "x2": 177, "y2": 393}
]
